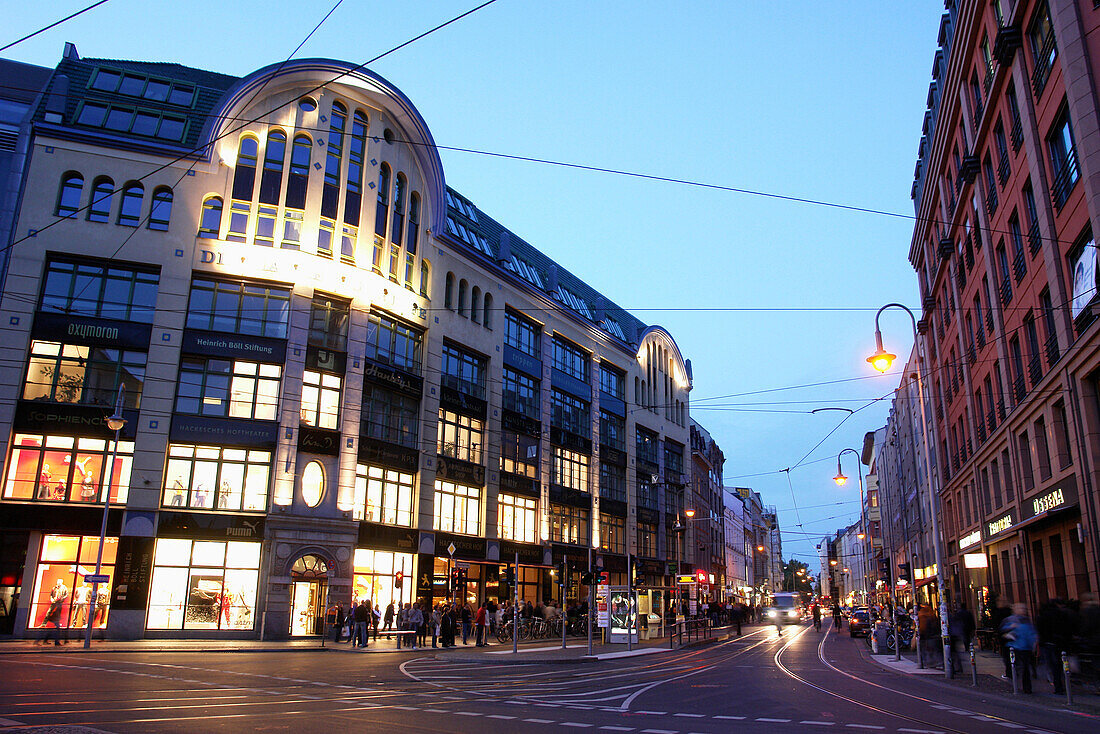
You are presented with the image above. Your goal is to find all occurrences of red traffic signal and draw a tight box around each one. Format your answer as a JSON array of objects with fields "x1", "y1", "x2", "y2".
[{"x1": 394, "y1": 571, "x2": 404, "y2": 588}]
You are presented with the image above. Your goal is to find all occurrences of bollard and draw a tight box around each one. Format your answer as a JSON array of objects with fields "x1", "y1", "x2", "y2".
[
  {"x1": 970, "y1": 643, "x2": 977, "y2": 687},
  {"x1": 1062, "y1": 651, "x2": 1073, "y2": 705},
  {"x1": 1010, "y1": 648, "x2": 1018, "y2": 695}
]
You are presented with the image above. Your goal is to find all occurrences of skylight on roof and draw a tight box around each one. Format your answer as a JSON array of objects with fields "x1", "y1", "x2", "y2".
[
  {"x1": 555, "y1": 287, "x2": 593, "y2": 319},
  {"x1": 505, "y1": 255, "x2": 544, "y2": 289},
  {"x1": 601, "y1": 319, "x2": 626, "y2": 341}
]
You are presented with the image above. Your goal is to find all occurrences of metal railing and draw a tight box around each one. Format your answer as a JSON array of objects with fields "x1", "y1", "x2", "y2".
[{"x1": 670, "y1": 618, "x2": 713, "y2": 649}]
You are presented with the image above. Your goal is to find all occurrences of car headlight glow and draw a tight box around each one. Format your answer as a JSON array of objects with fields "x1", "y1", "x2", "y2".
[
  {"x1": 787, "y1": 610, "x2": 797, "y2": 617},
  {"x1": 767, "y1": 610, "x2": 777, "y2": 618}
]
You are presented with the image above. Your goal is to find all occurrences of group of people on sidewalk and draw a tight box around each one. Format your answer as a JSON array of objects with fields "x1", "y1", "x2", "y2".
[{"x1": 328, "y1": 598, "x2": 498, "y2": 649}]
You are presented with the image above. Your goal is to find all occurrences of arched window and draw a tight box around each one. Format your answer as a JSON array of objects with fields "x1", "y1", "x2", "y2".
[
  {"x1": 148, "y1": 186, "x2": 172, "y2": 230},
  {"x1": 117, "y1": 182, "x2": 144, "y2": 226},
  {"x1": 444, "y1": 272, "x2": 454, "y2": 309},
  {"x1": 55, "y1": 172, "x2": 83, "y2": 218},
  {"x1": 420, "y1": 260, "x2": 431, "y2": 299},
  {"x1": 391, "y1": 174, "x2": 406, "y2": 246},
  {"x1": 198, "y1": 196, "x2": 223, "y2": 238},
  {"x1": 344, "y1": 111, "x2": 367, "y2": 226},
  {"x1": 301, "y1": 461, "x2": 325, "y2": 508},
  {"x1": 375, "y1": 163, "x2": 390, "y2": 238},
  {"x1": 87, "y1": 177, "x2": 114, "y2": 223},
  {"x1": 471, "y1": 286, "x2": 481, "y2": 324},
  {"x1": 231, "y1": 135, "x2": 258, "y2": 202},
  {"x1": 258, "y1": 130, "x2": 286, "y2": 204},
  {"x1": 483, "y1": 292, "x2": 493, "y2": 329},
  {"x1": 285, "y1": 134, "x2": 311, "y2": 210},
  {"x1": 458, "y1": 279, "x2": 468, "y2": 316},
  {"x1": 407, "y1": 192, "x2": 420, "y2": 255}
]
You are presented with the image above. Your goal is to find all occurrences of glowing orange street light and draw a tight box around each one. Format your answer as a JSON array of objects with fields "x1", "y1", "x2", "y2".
[
  {"x1": 756, "y1": 545, "x2": 765, "y2": 552},
  {"x1": 867, "y1": 328, "x2": 897, "y2": 373},
  {"x1": 685, "y1": 508, "x2": 696, "y2": 518}
]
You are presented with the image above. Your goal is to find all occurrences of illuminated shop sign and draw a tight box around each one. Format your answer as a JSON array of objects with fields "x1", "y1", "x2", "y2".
[
  {"x1": 962, "y1": 553, "x2": 988, "y2": 569},
  {"x1": 987, "y1": 513, "x2": 1014, "y2": 537},
  {"x1": 1022, "y1": 481, "x2": 1077, "y2": 522},
  {"x1": 959, "y1": 530, "x2": 982, "y2": 550},
  {"x1": 1032, "y1": 488, "x2": 1065, "y2": 516}
]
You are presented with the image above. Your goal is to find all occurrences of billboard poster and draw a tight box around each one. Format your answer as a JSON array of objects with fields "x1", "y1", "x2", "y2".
[
  {"x1": 608, "y1": 586, "x2": 637, "y2": 642},
  {"x1": 596, "y1": 582, "x2": 609, "y2": 628}
]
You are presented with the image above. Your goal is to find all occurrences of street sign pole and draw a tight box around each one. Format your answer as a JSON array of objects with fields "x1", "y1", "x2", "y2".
[
  {"x1": 587, "y1": 546, "x2": 593, "y2": 657},
  {"x1": 627, "y1": 554, "x2": 633, "y2": 652},
  {"x1": 513, "y1": 550, "x2": 519, "y2": 654}
]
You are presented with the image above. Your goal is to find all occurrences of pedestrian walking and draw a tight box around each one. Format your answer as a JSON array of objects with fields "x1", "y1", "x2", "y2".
[
  {"x1": 1037, "y1": 599, "x2": 1069, "y2": 694},
  {"x1": 431, "y1": 604, "x2": 441, "y2": 648},
  {"x1": 408, "y1": 603, "x2": 424, "y2": 649},
  {"x1": 948, "y1": 603, "x2": 975, "y2": 674},
  {"x1": 330, "y1": 603, "x2": 344, "y2": 643},
  {"x1": 475, "y1": 600, "x2": 488, "y2": 646},
  {"x1": 992, "y1": 597, "x2": 1013, "y2": 678},
  {"x1": 396, "y1": 603, "x2": 409, "y2": 649},
  {"x1": 1001, "y1": 603, "x2": 1038, "y2": 693},
  {"x1": 461, "y1": 602, "x2": 472, "y2": 645},
  {"x1": 354, "y1": 600, "x2": 370, "y2": 648},
  {"x1": 384, "y1": 601, "x2": 395, "y2": 632}
]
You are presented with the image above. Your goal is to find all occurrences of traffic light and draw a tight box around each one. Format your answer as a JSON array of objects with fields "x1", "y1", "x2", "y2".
[
  {"x1": 580, "y1": 570, "x2": 594, "y2": 585},
  {"x1": 878, "y1": 557, "x2": 891, "y2": 583},
  {"x1": 501, "y1": 564, "x2": 516, "y2": 585},
  {"x1": 898, "y1": 562, "x2": 912, "y2": 584},
  {"x1": 394, "y1": 571, "x2": 404, "y2": 588}
]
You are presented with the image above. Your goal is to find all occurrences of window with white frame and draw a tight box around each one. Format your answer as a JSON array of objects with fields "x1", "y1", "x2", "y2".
[
  {"x1": 175, "y1": 358, "x2": 280, "y2": 421},
  {"x1": 162, "y1": 444, "x2": 269, "y2": 511},
  {"x1": 300, "y1": 370, "x2": 341, "y2": 429},
  {"x1": 437, "y1": 409, "x2": 484, "y2": 465},
  {"x1": 551, "y1": 446, "x2": 589, "y2": 492},
  {"x1": 498, "y1": 493, "x2": 537, "y2": 543},
  {"x1": 352, "y1": 464, "x2": 414, "y2": 526},
  {"x1": 433, "y1": 480, "x2": 481, "y2": 535}
]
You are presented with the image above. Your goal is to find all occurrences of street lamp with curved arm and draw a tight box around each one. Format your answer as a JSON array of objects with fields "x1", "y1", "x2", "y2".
[
  {"x1": 834, "y1": 448, "x2": 868, "y2": 608},
  {"x1": 868, "y1": 302, "x2": 952, "y2": 680}
]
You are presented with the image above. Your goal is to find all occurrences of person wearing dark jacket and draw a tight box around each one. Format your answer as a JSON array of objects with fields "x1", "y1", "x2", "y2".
[
  {"x1": 948, "y1": 603, "x2": 976, "y2": 674},
  {"x1": 1037, "y1": 599, "x2": 1069, "y2": 694}
]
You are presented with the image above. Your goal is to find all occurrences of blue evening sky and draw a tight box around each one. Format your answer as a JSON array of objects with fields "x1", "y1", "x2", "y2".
[{"x1": 4, "y1": 1, "x2": 946, "y2": 564}]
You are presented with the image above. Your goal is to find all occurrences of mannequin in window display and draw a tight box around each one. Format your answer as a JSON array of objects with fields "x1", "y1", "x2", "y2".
[
  {"x1": 78, "y1": 458, "x2": 96, "y2": 501},
  {"x1": 70, "y1": 582, "x2": 91, "y2": 626},
  {"x1": 92, "y1": 585, "x2": 109, "y2": 627},
  {"x1": 193, "y1": 483, "x2": 207, "y2": 508},
  {"x1": 52, "y1": 478, "x2": 66, "y2": 500},
  {"x1": 43, "y1": 578, "x2": 69, "y2": 626},
  {"x1": 217, "y1": 480, "x2": 233, "y2": 509},
  {"x1": 38, "y1": 464, "x2": 52, "y2": 498},
  {"x1": 169, "y1": 479, "x2": 185, "y2": 506}
]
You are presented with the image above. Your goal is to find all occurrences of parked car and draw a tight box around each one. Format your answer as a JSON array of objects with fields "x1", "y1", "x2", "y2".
[{"x1": 848, "y1": 610, "x2": 871, "y2": 638}]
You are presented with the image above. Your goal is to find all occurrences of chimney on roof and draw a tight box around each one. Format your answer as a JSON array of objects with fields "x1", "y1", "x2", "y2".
[
  {"x1": 63, "y1": 42, "x2": 80, "y2": 61},
  {"x1": 546, "y1": 264, "x2": 558, "y2": 295},
  {"x1": 497, "y1": 231, "x2": 511, "y2": 264}
]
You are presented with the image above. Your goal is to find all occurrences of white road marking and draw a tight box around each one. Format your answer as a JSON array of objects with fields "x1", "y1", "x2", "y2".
[
  {"x1": 562, "y1": 723, "x2": 594, "y2": 728},
  {"x1": 994, "y1": 724, "x2": 1025, "y2": 730},
  {"x1": 845, "y1": 726, "x2": 885, "y2": 731},
  {"x1": 599, "y1": 727, "x2": 636, "y2": 731},
  {"x1": 673, "y1": 713, "x2": 703, "y2": 717},
  {"x1": 524, "y1": 719, "x2": 555, "y2": 723},
  {"x1": 757, "y1": 718, "x2": 791, "y2": 723},
  {"x1": 713, "y1": 715, "x2": 745, "y2": 720},
  {"x1": 640, "y1": 730, "x2": 677, "y2": 734},
  {"x1": 636, "y1": 711, "x2": 667, "y2": 715},
  {"x1": 454, "y1": 711, "x2": 481, "y2": 716},
  {"x1": 897, "y1": 729, "x2": 943, "y2": 734},
  {"x1": 801, "y1": 722, "x2": 836, "y2": 727},
  {"x1": 488, "y1": 714, "x2": 517, "y2": 719}
]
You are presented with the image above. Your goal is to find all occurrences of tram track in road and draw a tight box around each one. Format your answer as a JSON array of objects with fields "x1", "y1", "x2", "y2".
[{"x1": 772, "y1": 621, "x2": 1061, "y2": 734}]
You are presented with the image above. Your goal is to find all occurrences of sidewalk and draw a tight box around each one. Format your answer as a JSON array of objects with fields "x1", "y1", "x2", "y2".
[
  {"x1": 865, "y1": 639, "x2": 1100, "y2": 714},
  {"x1": 0, "y1": 622, "x2": 746, "y2": 660}
]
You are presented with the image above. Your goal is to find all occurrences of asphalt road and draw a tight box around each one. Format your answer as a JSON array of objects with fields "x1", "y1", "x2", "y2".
[{"x1": 0, "y1": 621, "x2": 1092, "y2": 733}]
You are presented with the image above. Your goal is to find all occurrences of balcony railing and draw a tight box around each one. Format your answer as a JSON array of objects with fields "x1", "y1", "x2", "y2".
[
  {"x1": 999, "y1": 278, "x2": 1013, "y2": 307},
  {"x1": 1051, "y1": 147, "x2": 1079, "y2": 211},
  {"x1": 1028, "y1": 356, "x2": 1043, "y2": 385},
  {"x1": 997, "y1": 155, "x2": 1010, "y2": 186},
  {"x1": 986, "y1": 187, "x2": 999, "y2": 216},
  {"x1": 973, "y1": 100, "x2": 985, "y2": 131},
  {"x1": 977, "y1": 329, "x2": 986, "y2": 349},
  {"x1": 1010, "y1": 115, "x2": 1024, "y2": 152},
  {"x1": 1013, "y1": 375, "x2": 1026, "y2": 402},
  {"x1": 997, "y1": 397, "x2": 1007, "y2": 420},
  {"x1": 1045, "y1": 333, "x2": 1060, "y2": 367},
  {"x1": 977, "y1": 421, "x2": 987, "y2": 444},
  {"x1": 986, "y1": 310, "x2": 995, "y2": 334},
  {"x1": 1032, "y1": 32, "x2": 1057, "y2": 99},
  {"x1": 967, "y1": 345, "x2": 976, "y2": 365},
  {"x1": 1013, "y1": 249, "x2": 1027, "y2": 283},
  {"x1": 987, "y1": 409, "x2": 997, "y2": 433},
  {"x1": 1027, "y1": 220, "x2": 1042, "y2": 257}
]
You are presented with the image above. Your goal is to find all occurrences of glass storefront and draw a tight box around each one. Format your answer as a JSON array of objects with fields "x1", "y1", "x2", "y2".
[
  {"x1": 5, "y1": 434, "x2": 133, "y2": 503},
  {"x1": 31, "y1": 534, "x2": 117, "y2": 629},
  {"x1": 146, "y1": 538, "x2": 260, "y2": 630},
  {"x1": 352, "y1": 549, "x2": 413, "y2": 613}
]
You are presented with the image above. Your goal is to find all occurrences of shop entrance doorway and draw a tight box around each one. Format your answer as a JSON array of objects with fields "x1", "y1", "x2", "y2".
[{"x1": 289, "y1": 555, "x2": 327, "y2": 636}]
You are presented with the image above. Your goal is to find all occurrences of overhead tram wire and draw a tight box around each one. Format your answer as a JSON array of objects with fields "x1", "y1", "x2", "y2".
[
  {"x1": 0, "y1": 0, "x2": 502, "y2": 259},
  {"x1": 0, "y1": 1, "x2": 112, "y2": 54}
]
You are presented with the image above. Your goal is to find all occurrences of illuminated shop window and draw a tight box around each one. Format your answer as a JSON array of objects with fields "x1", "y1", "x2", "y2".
[
  {"x1": 352, "y1": 549, "x2": 413, "y2": 611},
  {"x1": 300, "y1": 370, "x2": 341, "y2": 429},
  {"x1": 551, "y1": 446, "x2": 589, "y2": 492},
  {"x1": 4, "y1": 434, "x2": 132, "y2": 503},
  {"x1": 30, "y1": 534, "x2": 117, "y2": 630},
  {"x1": 146, "y1": 539, "x2": 260, "y2": 630},
  {"x1": 301, "y1": 461, "x2": 324, "y2": 508},
  {"x1": 549, "y1": 503, "x2": 589, "y2": 545},
  {"x1": 498, "y1": 493, "x2": 537, "y2": 543},
  {"x1": 162, "y1": 444, "x2": 269, "y2": 511},
  {"x1": 24, "y1": 340, "x2": 146, "y2": 408},
  {"x1": 437, "y1": 409, "x2": 484, "y2": 465},
  {"x1": 433, "y1": 480, "x2": 481, "y2": 536},
  {"x1": 352, "y1": 464, "x2": 414, "y2": 526},
  {"x1": 175, "y1": 358, "x2": 281, "y2": 421},
  {"x1": 600, "y1": 514, "x2": 625, "y2": 554}
]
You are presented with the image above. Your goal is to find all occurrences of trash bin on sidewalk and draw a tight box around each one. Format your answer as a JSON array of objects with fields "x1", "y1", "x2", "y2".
[{"x1": 870, "y1": 621, "x2": 890, "y2": 655}]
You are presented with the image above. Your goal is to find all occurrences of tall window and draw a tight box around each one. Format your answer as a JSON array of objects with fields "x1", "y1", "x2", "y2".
[
  {"x1": 375, "y1": 163, "x2": 390, "y2": 238},
  {"x1": 441, "y1": 343, "x2": 486, "y2": 399},
  {"x1": 162, "y1": 445, "x2": 269, "y2": 511},
  {"x1": 599, "y1": 411, "x2": 625, "y2": 450},
  {"x1": 185, "y1": 278, "x2": 290, "y2": 339},
  {"x1": 599, "y1": 462, "x2": 626, "y2": 502},
  {"x1": 505, "y1": 310, "x2": 541, "y2": 357},
  {"x1": 550, "y1": 503, "x2": 588, "y2": 545},
  {"x1": 551, "y1": 389, "x2": 590, "y2": 436},
  {"x1": 364, "y1": 312, "x2": 423, "y2": 373},
  {"x1": 198, "y1": 196, "x2": 222, "y2": 238},
  {"x1": 87, "y1": 177, "x2": 114, "y2": 223},
  {"x1": 637, "y1": 473, "x2": 658, "y2": 509},
  {"x1": 324, "y1": 103, "x2": 345, "y2": 193},
  {"x1": 147, "y1": 539, "x2": 260, "y2": 631},
  {"x1": 498, "y1": 493, "x2": 537, "y2": 543},
  {"x1": 285, "y1": 134, "x2": 311, "y2": 211},
  {"x1": 259, "y1": 130, "x2": 286, "y2": 205},
  {"x1": 1029, "y1": 2, "x2": 1057, "y2": 98},
  {"x1": 353, "y1": 464, "x2": 413, "y2": 526},
  {"x1": 635, "y1": 427, "x2": 659, "y2": 465},
  {"x1": 24, "y1": 341, "x2": 146, "y2": 408},
  {"x1": 40, "y1": 258, "x2": 159, "y2": 323},
  {"x1": 148, "y1": 187, "x2": 172, "y2": 231},
  {"x1": 361, "y1": 385, "x2": 419, "y2": 448},
  {"x1": 500, "y1": 431, "x2": 539, "y2": 478},
  {"x1": 552, "y1": 446, "x2": 589, "y2": 492},
  {"x1": 600, "y1": 514, "x2": 625, "y2": 554},
  {"x1": 308, "y1": 295, "x2": 350, "y2": 351},
  {"x1": 391, "y1": 175, "x2": 406, "y2": 246},
  {"x1": 437, "y1": 409, "x2": 484, "y2": 465},
  {"x1": 552, "y1": 336, "x2": 588, "y2": 381},
  {"x1": 502, "y1": 367, "x2": 539, "y2": 419},
  {"x1": 175, "y1": 358, "x2": 281, "y2": 420},
  {"x1": 300, "y1": 370, "x2": 341, "y2": 429},
  {"x1": 55, "y1": 172, "x2": 84, "y2": 218},
  {"x1": 407, "y1": 193, "x2": 420, "y2": 255},
  {"x1": 433, "y1": 480, "x2": 481, "y2": 535},
  {"x1": 114, "y1": 182, "x2": 143, "y2": 227},
  {"x1": 231, "y1": 135, "x2": 258, "y2": 203},
  {"x1": 4, "y1": 434, "x2": 133, "y2": 504},
  {"x1": 1048, "y1": 105, "x2": 1080, "y2": 209},
  {"x1": 344, "y1": 111, "x2": 367, "y2": 226},
  {"x1": 637, "y1": 521, "x2": 658, "y2": 557},
  {"x1": 599, "y1": 363, "x2": 625, "y2": 399}
]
